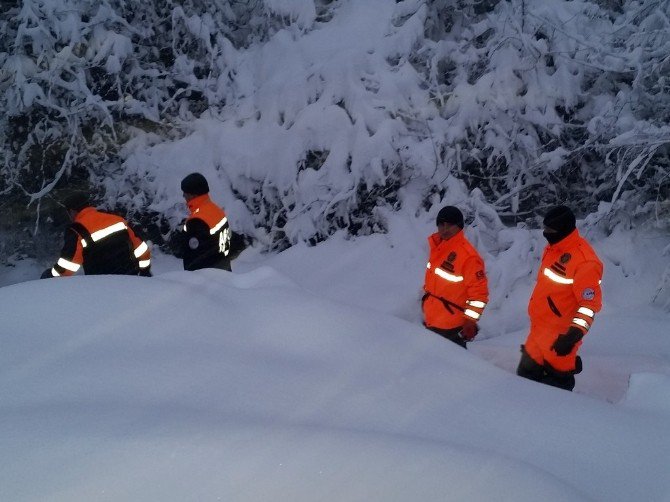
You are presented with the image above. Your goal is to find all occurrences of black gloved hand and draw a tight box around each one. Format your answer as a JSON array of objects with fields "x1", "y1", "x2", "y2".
[
  {"x1": 551, "y1": 326, "x2": 584, "y2": 356},
  {"x1": 168, "y1": 226, "x2": 187, "y2": 258},
  {"x1": 139, "y1": 267, "x2": 153, "y2": 277},
  {"x1": 40, "y1": 268, "x2": 53, "y2": 279}
]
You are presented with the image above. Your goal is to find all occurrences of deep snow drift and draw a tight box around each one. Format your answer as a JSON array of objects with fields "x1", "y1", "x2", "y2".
[{"x1": 1, "y1": 216, "x2": 669, "y2": 501}]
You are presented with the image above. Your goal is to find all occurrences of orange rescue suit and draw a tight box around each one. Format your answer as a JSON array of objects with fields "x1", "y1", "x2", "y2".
[
  {"x1": 525, "y1": 229, "x2": 603, "y2": 371},
  {"x1": 423, "y1": 230, "x2": 489, "y2": 330}
]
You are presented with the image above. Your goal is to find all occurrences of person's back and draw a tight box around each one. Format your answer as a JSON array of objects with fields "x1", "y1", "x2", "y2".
[
  {"x1": 43, "y1": 193, "x2": 151, "y2": 278},
  {"x1": 178, "y1": 173, "x2": 232, "y2": 272},
  {"x1": 72, "y1": 208, "x2": 139, "y2": 275}
]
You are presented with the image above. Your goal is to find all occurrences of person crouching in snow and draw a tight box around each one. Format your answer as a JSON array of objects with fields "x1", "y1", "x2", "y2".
[{"x1": 42, "y1": 192, "x2": 152, "y2": 278}]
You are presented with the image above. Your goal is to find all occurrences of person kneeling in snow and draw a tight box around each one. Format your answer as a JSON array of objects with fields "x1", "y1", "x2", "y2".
[
  {"x1": 516, "y1": 205, "x2": 603, "y2": 391},
  {"x1": 41, "y1": 192, "x2": 152, "y2": 278},
  {"x1": 421, "y1": 206, "x2": 489, "y2": 349}
]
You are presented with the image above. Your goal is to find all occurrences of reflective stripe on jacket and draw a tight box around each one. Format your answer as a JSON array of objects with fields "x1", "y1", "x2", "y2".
[
  {"x1": 182, "y1": 194, "x2": 231, "y2": 271},
  {"x1": 528, "y1": 229, "x2": 603, "y2": 333},
  {"x1": 50, "y1": 207, "x2": 150, "y2": 276},
  {"x1": 422, "y1": 230, "x2": 489, "y2": 330}
]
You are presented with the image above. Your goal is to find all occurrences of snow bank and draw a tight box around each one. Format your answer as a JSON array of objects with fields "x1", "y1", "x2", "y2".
[{"x1": 1, "y1": 265, "x2": 669, "y2": 501}]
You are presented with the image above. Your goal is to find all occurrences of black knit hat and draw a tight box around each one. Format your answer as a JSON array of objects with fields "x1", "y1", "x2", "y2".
[
  {"x1": 543, "y1": 205, "x2": 576, "y2": 237},
  {"x1": 63, "y1": 192, "x2": 90, "y2": 212},
  {"x1": 181, "y1": 172, "x2": 209, "y2": 196},
  {"x1": 436, "y1": 206, "x2": 464, "y2": 229}
]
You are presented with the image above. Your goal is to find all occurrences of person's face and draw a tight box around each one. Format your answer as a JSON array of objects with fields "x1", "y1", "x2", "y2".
[
  {"x1": 543, "y1": 225, "x2": 561, "y2": 244},
  {"x1": 183, "y1": 192, "x2": 196, "y2": 202},
  {"x1": 437, "y1": 221, "x2": 460, "y2": 241}
]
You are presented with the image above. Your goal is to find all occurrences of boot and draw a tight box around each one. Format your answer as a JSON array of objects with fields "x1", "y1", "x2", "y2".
[
  {"x1": 516, "y1": 345, "x2": 545, "y2": 382},
  {"x1": 543, "y1": 364, "x2": 576, "y2": 391}
]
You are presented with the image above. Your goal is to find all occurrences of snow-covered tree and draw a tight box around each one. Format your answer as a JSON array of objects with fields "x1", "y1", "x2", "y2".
[{"x1": 1, "y1": 0, "x2": 668, "y2": 258}]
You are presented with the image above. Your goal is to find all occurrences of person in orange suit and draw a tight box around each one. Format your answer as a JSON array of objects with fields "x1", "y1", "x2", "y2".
[
  {"x1": 422, "y1": 206, "x2": 489, "y2": 348},
  {"x1": 175, "y1": 172, "x2": 232, "y2": 272},
  {"x1": 517, "y1": 205, "x2": 603, "y2": 391},
  {"x1": 42, "y1": 192, "x2": 152, "y2": 278}
]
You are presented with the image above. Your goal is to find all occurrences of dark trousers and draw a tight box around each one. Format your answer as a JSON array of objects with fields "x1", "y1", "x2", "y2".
[
  {"x1": 516, "y1": 345, "x2": 579, "y2": 391},
  {"x1": 426, "y1": 326, "x2": 467, "y2": 349}
]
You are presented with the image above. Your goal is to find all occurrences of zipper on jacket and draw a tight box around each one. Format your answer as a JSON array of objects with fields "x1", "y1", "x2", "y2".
[{"x1": 546, "y1": 296, "x2": 562, "y2": 317}]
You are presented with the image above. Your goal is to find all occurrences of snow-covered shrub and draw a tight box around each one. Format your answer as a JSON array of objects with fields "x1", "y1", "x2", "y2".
[{"x1": 1, "y1": 0, "x2": 669, "y2": 257}]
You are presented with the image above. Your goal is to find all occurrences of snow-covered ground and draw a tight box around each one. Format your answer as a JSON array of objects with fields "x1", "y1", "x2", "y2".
[{"x1": 1, "y1": 215, "x2": 669, "y2": 501}]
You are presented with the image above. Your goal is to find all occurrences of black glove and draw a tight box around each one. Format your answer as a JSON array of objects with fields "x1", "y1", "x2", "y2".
[
  {"x1": 139, "y1": 267, "x2": 153, "y2": 277},
  {"x1": 40, "y1": 268, "x2": 54, "y2": 279},
  {"x1": 551, "y1": 327, "x2": 584, "y2": 356},
  {"x1": 168, "y1": 226, "x2": 187, "y2": 258}
]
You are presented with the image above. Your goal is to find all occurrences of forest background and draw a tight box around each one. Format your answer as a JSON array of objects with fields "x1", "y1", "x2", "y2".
[
  {"x1": 0, "y1": 0, "x2": 669, "y2": 283},
  {"x1": 2, "y1": 3, "x2": 670, "y2": 499}
]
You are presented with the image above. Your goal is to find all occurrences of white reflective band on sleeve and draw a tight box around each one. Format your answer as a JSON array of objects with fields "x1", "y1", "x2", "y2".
[
  {"x1": 464, "y1": 309, "x2": 481, "y2": 320},
  {"x1": 134, "y1": 241, "x2": 149, "y2": 257},
  {"x1": 80, "y1": 239, "x2": 87, "y2": 248},
  {"x1": 90, "y1": 222, "x2": 127, "y2": 242},
  {"x1": 209, "y1": 217, "x2": 228, "y2": 235},
  {"x1": 138, "y1": 259, "x2": 151, "y2": 268},
  {"x1": 466, "y1": 300, "x2": 487, "y2": 309},
  {"x1": 426, "y1": 262, "x2": 431, "y2": 269},
  {"x1": 577, "y1": 306, "x2": 595, "y2": 318},
  {"x1": 57, "y1": 258, "x2": 81, "y2": 272},
  {"x1": 543, "y1": 268, "x2": 574, "y2": 284},
  {"x1": 51, "y1": 268, "x2": 60, "y2": 277},
  {"x1": 434, "y1": 268, "x2": 464, "y2": 282},
  {"x1": 572, "y1": 318, "x2": 590, "y2": 329},
  {"x1": 183, "y1": 224, "x2": 187, "y2": 232}
]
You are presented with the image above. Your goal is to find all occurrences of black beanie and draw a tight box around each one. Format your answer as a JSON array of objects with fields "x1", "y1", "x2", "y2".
[
  {"x1": 63, "y1": 192, "x2": 90, "y2": 212},
  {"x1": 181, "y1": 172, "x2": 209, "y2": 196},
  {"x1": 543, "y1": 205, "x2": 576, "y2": 237},
  {"x1": 436, "y1": 206, "x2": 464, "y2": 229}
]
